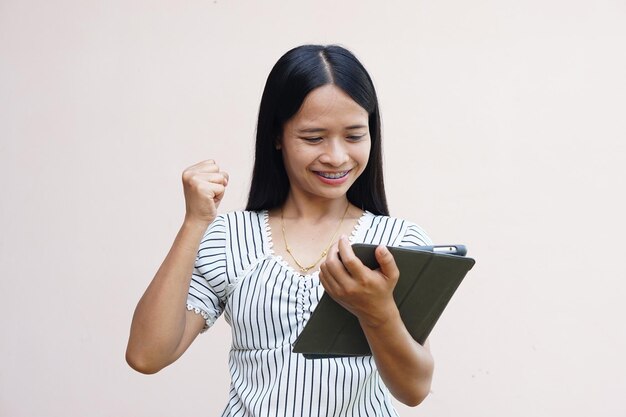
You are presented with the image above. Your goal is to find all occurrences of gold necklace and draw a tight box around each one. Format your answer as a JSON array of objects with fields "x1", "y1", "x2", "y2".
[{"x1": 281, "y1": 203, "x2": 350, "y2": 273}]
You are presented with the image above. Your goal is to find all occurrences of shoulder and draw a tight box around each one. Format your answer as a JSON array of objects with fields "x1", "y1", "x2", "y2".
[
  {"x1": 358, "y1": 212, "x2": 432, "y2": 246},
  {"x1": 398, "y1": 219, "x2": 433, "y2": 246},
  {"x1": 218, "y1": 210, "x2": 265, "y2": 223},
  {"x1": 204, "y1": 210, "x2": 266, "y2": 235},
  {"x1": 211, "y1": 210, "x2": 270, "y2": 272},
  {"x1": 217, "y1": 210, "x2": 268, "y2": 238},
  {"x1": 194, "y1": 210, "x2": 271, "y2": 294},
  {"x1": 198, "y1": 210, "x2": 266, "y2": 252}
]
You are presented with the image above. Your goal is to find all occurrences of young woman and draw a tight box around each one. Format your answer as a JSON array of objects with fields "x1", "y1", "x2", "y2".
[{"x1": 126, "y1": 44, "x2": 434, "y2": 416}]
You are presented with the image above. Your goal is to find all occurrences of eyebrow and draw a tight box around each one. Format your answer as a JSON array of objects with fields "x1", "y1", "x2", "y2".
[{"x1": 297, "y1": 124, "x2": 368, "y2": 133}]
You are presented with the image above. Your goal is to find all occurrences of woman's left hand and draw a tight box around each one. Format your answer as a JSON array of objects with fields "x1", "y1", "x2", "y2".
[
  {"x1": 320, "y1": 236, "x2": 434, "y2": 406},
  {"x1": 319, "y1": 236, "x2": 400, "y2": 328}
]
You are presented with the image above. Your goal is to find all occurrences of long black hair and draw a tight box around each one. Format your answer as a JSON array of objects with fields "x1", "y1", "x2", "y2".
[{"x1": 245, "y1": 44, "x2": 389, "y2": 216}]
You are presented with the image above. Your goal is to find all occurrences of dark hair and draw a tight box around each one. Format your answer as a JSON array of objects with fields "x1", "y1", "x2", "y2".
[{"x1": 245, "y1": 44, "x2": 389, "y2": 216}]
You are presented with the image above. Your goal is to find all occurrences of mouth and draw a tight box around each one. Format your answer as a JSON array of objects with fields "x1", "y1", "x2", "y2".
[{"x1": 314, "y1": 170, "x2": 351, "y2": 179}]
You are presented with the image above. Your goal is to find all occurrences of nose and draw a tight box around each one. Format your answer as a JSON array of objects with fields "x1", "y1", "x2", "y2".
[{"x1": 319, "y1": 139, "x2": 349, "y2": 167}]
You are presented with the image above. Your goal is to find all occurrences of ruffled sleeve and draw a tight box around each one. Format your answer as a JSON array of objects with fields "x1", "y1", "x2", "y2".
[
  {"x1": 398, "y1": 222, "x2": 433, "y2": 247},
  {"x1": 186, "y1": 215, "x2": 228, "y2": 333}
]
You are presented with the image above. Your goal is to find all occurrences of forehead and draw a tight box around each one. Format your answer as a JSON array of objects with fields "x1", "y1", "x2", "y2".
[{"x1": 288, "y1": 84, "x2": 369, "y2": 129}]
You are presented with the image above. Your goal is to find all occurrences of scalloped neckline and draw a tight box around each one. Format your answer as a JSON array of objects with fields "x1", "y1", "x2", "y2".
[{"x1": 261, "y1": 209, "x2": 370, "y2": 278}]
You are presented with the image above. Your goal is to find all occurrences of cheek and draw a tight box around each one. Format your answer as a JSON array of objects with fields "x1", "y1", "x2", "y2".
[
  {"x1": 356, "y1": 143, "x2": 372, "y2": 168},
  {"x1": 282, "y1": 148, "x2": 310, "y2": 175}
]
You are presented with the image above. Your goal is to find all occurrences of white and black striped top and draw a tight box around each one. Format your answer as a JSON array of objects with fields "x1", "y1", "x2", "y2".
[{"x1": 186, "y1": 210, "x2": 432, "y2": 417}]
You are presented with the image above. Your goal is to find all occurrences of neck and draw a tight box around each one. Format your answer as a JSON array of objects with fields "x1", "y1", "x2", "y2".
[{"x1": 281, "y1": 193, "x2": 351, "y2": 222}]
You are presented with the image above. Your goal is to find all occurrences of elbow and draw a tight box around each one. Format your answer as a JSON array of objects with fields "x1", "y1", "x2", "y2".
[
  {"x1": 125, "y1": 348, "x2": 165, "y2": 375},
  {"x1": 396, "y1": 380, "x2": 432, "y2": 407},
  {"x1": 397, "y1": 362, "x2": 434, "y2": 407},
  {"x1": 406, "y1": 350, "x2": 435, "y2": 406},
  {"x1": 399, "y1": 387, "x2": 431, "y2": 407}
]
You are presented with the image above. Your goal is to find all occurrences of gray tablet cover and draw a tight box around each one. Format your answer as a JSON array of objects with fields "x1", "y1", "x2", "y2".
[{"x1": 292, "y1": 244, "x2": 476, "y2": 359}]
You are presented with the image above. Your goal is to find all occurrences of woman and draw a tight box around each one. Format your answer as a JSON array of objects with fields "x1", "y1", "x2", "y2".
[{"x1": 126, "y1": 44, "x2": 434, "y2": 416}]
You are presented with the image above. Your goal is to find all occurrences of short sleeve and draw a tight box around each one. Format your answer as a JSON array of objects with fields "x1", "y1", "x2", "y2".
[
  {"x1": 398, "y1": 222, "x2": 433, "y2": 247},
  {"x1": 186, "y1": 215, "x2": 228, "y2": 333}
]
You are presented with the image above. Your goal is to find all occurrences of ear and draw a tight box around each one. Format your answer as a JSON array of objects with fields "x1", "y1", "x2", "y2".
[{"x1": 275, "y1": 136, "x2": 282, "y2": 150}]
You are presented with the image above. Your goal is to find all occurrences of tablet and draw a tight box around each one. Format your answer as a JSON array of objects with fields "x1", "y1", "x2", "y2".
[{"x1": 292, "y1": 244, "x2": 475, "y2": 359}]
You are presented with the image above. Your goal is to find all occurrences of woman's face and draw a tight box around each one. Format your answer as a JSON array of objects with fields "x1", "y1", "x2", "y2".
[{"x1": 279, "y1": 84, "x2": 371, "y2": 203}]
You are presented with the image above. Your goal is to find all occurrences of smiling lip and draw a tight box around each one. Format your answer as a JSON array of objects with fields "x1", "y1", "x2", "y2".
[{"x1": 313, "y1": 170, "x2": 351, "y2": 185}]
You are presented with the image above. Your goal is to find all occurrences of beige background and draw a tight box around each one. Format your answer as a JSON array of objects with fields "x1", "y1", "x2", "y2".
[{"x1": 1, "y1": 0, "x2": 625, "y2": 416}]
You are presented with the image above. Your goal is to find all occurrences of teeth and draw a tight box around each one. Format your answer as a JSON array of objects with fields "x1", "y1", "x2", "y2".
[{"x1": 317, "y1": 171, "x2": 348, "y2": 179}]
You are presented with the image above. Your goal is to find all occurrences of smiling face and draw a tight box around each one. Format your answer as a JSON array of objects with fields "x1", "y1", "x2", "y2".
[{"x1": 279, "y1": 84, "x2": 371, "y2": 203}]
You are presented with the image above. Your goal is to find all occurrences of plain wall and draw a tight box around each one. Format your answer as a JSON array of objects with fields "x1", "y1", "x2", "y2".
[{"x1": 1, "y1": 1, "x2": 625, "y2": 416}]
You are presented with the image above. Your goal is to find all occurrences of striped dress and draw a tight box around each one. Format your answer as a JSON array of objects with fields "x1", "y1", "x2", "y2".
[{"x1": 186, "y1": 210, "x2": 432, "y2": 417}]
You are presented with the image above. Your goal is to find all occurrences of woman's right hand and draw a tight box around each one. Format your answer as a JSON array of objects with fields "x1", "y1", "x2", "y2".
[
  {"x1": 182, "y1": 160, "x2": 229, "y2": 225},
  {"x1": 127, "y1": 160, "x2": 227, "y2": 374}
]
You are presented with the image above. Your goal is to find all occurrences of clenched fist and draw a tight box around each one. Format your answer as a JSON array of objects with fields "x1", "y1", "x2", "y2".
[{"x1": 181, "y1": 160, "x2": 229, "y2": 225}]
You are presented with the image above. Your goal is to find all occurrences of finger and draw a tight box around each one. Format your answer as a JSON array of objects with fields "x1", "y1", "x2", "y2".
[
  {"x1": 182, "y1": 164, "x2": 219, "y2": 185},
  {"x1": 374, "y1": 245, "x2": 400, "y2": 280},
  {"x1": 204, "y1": 172, "x2": 228, "y2": 186},
  {"x1": 207, "y1": 182, "x2": 226, "y2": 200},
  {"x1": 186, "y1": 172, "x2": 228, "y2": 188},
  {"x1": 336, "y1": 236, "x2": 366, "y2": 278},
  {"x1": 220, "y1": 171, "x2": 229, "y2": 186},
  {"x1": 319, "y1": 262, "x2": 354, "y2": 311},
  {"x1": 319, "y1": 261, "x2": 340, "y2": 294},
  {"x1": 324, "y1": 241, "x2": 350, "y2": 282},
  {"x1": 191, "y1": 160, "x2": 221, "y2": 173}
]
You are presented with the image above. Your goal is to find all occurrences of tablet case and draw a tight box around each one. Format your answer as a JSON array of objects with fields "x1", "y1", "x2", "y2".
[{"x1": 292, "y1": 244, "x2": 476, "y2": 359}]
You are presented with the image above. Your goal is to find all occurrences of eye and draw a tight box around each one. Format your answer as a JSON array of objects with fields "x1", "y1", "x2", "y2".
[
  {"x1": 347, "y1": 134, "x2": 367, "y2": 142},
  {"x1": 301, "y1": 137, "x2": 323, "y2": 143}
]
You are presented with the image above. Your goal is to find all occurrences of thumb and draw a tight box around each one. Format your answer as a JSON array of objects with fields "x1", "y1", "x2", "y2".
[{"x1": 375, "y1": 245, "x2": 399, "y2": 280}]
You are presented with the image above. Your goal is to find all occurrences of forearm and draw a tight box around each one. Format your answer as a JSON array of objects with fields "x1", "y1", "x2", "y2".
[
  {"x1": 126, "y1": 217, "x2": 210, "y2": 371},
  {"x1": 360, "y1": 308, "x2": 434, "y2": 407}
]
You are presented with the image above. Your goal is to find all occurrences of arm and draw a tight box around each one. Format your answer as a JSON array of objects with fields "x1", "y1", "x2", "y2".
[
  {"x1": 319, "y1": 237, "x2": 434, "y2": 406},
  {"x1": 125, "y1": 160, "x2": 228, "y2": 374},
  {"x1": 358, "y1": 304, "x2": 434, "y2": 406}
]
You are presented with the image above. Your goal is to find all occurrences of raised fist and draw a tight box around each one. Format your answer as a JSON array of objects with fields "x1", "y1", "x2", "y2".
[{"x1": 181, "y1": 160, "x2": 229, "y2": 224}]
